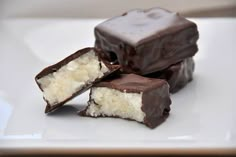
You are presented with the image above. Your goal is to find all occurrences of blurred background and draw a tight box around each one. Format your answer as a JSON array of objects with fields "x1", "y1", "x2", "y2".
[{"x1": 1, "y1": 0, "x2": 236, "y2": 18}]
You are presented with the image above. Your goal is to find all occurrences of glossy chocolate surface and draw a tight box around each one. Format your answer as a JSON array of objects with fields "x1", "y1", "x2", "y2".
[
  {"x1": 35, "y1": 48, "x2": 120, "y2": 113},
  {"x1": 146, "y1": 58, "x2": 194, "y2": 93},
  {"x1": 95, "y1": 7, "x2": 199, "y2": 75},
  {"x1": 80, "y1": 74, "x2": 171, "y2": 128}
]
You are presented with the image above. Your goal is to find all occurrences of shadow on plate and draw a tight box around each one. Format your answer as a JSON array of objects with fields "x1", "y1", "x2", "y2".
[{"x1": 46, "y1": 104, "x2": 86, "y2": 116}]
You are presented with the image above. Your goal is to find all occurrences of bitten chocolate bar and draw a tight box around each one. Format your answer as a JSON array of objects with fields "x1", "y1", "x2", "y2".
[
  {"x1": 146, "y1": 58, "x2": 194, "y2": 93},
  {"x1": 35, "y1": 48, "x2": 119, "y2": 113},
  {"x1": 79, "y1": 74, "x2": 171, "y2": 128},
  {"x1": 95, "y1": 7, "x2": 199, "y2": 75}
]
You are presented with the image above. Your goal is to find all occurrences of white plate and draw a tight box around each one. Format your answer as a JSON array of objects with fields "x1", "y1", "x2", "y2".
[{"x1": 0, "y1": 18, "x2": 236, "y2": 155}]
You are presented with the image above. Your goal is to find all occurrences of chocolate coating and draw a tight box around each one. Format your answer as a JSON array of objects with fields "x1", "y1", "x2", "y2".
[
  {"x1": 95, "y1": 7, "x2": 199, "y2": 75},
  {"x1": 146, "y1": 58, "x2": 194, "y2": 93},
  {"x1": 35, "y1": 47, "x2": 120, "y2": 113},
  {"x1": 80, "y1": 74, "x2": 171, "y2": 128}
]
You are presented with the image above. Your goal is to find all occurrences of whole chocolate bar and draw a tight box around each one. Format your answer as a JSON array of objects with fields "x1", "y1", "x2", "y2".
[
  {"x1": 79, "y1": 74, "x2": 171, "y2": 128},
  {"x1": 35, "y1": 48, "x2": 119, "y2": 113},
  {"x1": 95, "y1": 7, "x2": 199, "y2": 75},
  {"x1": 146, "y1": 58, "x2": 194, "y2": 93}
]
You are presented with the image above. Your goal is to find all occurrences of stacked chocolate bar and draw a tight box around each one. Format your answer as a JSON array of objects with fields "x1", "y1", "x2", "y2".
[{"x1": 35, "y1": 7, "x2": 199, "y2": 128}]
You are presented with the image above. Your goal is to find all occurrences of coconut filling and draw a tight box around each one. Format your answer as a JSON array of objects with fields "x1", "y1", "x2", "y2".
[
  {"x1": 37, "y1": 50, "x2": 109, "y2": 106},
  {"x1": 86, "y1": 87, "x2": 146, "y2": 122}
]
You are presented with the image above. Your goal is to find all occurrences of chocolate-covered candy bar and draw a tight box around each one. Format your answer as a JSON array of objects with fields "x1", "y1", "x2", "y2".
[
  {"x1": 147, "y1": 58, "x2": 194, "y2": 93},
  {"x1": 35, "y1": 48, "x2": 119, "y2": 113},
  {"x1": 95, "y1": 7, "x2": 199, "y2": 75},
  {"x1": 79, "y1": 74, "x2": 171, "y2": 128}
]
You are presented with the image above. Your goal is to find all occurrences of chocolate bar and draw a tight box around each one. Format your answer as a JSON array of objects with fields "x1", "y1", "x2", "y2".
[
  {"x1": 95, "y1": 7, "x2": 199, "y2": 75},
  {"x1": 79, "y1": 74, "x2": 171, "y2": 128},
  {"x1": 35, "y1": 48, "x2": 119, "y2": 113},
  {"x1": 147, "y1": 58, "x2": 194, "y2": 93}
]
